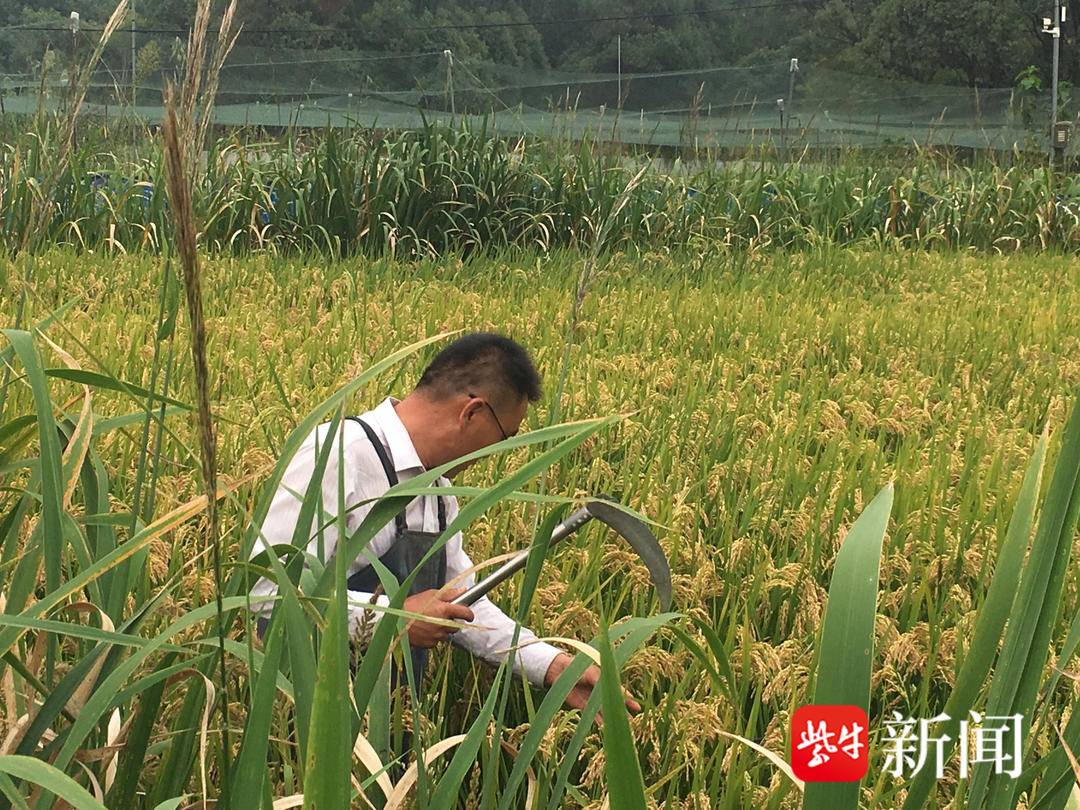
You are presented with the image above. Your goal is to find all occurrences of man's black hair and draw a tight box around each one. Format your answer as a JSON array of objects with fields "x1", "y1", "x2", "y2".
[{"x1": 416, "y1": 332, "x2": 542, "y2": 404}]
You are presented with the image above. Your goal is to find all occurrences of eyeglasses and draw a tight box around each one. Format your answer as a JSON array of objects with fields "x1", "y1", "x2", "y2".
[{"x1": 470, "y1": 393, "x2": 513, "y2": 441}]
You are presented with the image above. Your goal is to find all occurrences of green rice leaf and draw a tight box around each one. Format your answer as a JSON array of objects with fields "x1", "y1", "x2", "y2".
[
  {"x1": 903, "y1": 430, "x2": 1048, "y2": 809},
  {"x1": 0, "y1": 756, "x2": 106, "y2": 810},
  {"x1": 4, "y1": 331, "x2": 65, "y2": 595},
  {"x1": 428, "y1": 669, "x2": 505, "y2": 809},
  {"x1": 804, "y1": 482, "x2": 893, "y2": 810},
  {"x1": 230, "y1": 610, "x2": 287, "y2": 804},
  {"x1": 597, "y1": 620, "x2": 647, "y2": 810},
  {"x1": 977, "y1": 394, "x2": 1080, "y2": 810},
  {"x1": 302, "y1": 415, "x2": 353, "y2": 810},
  {"x1": 44, "y1": 368, "x2": 194, "y2": 410}
]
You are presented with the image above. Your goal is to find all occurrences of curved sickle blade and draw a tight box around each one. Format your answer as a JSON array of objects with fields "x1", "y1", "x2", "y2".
[{"x1": 585, "y1": 499, "x2": 672, "y2": 612}]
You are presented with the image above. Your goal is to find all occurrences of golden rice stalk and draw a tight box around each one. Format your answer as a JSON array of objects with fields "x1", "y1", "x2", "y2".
[
  {"x1": 0, "y1": 596, "x2": 15, "y2": 734},
  {"x1": 717, "y1": 730, "x2": 804, "y2": 792},
  {"x1": 384, "y1": 734, "x2": 468, "y2": 810},
  {"x1": 1056, "y1": 725, "x2": 1080, "y2": 803}
]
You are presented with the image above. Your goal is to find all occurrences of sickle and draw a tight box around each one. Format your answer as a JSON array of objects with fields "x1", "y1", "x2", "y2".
[{"x1": 452, "y1": 496, "x2": 672, "y2": 611}]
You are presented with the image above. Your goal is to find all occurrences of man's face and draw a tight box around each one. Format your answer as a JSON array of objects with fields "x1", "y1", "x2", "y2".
[{"x1": 447, "y1": 392, "x2": 528, "y2": 478}]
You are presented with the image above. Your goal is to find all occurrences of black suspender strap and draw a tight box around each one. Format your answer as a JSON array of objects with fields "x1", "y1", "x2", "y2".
[{"x1": 346, "y1": 416, "x2": 446, "y2": 532}]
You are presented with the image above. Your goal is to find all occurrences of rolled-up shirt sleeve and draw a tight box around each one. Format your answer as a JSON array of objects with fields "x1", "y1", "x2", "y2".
[
  {"x1": 442, "y1": 498, "x2": 563, "y2": 688},
  {"x1": 455, "y1": 590, "x2": 563, "y2": 689}
]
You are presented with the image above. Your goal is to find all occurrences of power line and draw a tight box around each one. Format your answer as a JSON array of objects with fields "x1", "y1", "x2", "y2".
[
  {"x1": 454, "y1": 60, "x2": 515, "y2": 113},
  {"x1": 0, "y1": 51, "x2": 434, "y2": 80},
  {"x1": 459, "y1": 58, "x2": 788, "y2": 86},
  {"x1": 53, "y1": 52, "x2": 783, "y2": 78},
  {"x1": 3, "y1": 56, "x2": 789, "y2": 96},
  {"x1": 0, "y1": 1, "x2": 809, "y2": 37},
  {"x1": 222, "y1": 50, "x2": 443, "y2": 69}
]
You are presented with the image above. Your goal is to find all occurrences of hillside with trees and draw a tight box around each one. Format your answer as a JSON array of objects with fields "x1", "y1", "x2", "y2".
[{"x1": 0, "y1": 1, "x2": 1070, "y2": 103}]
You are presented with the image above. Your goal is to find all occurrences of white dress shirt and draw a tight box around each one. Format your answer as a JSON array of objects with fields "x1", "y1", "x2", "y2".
[{"x1": 249, "y1": 396, "x2": 563, "y2": 688}]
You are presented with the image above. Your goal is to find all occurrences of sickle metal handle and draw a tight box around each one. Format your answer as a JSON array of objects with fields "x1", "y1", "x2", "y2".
[
  {"x1": 451, "y1": 504, "x2": 595, "y2": 606},
  {"x1": 451, "y1": 497, "x2": 672, "y2": 612}
]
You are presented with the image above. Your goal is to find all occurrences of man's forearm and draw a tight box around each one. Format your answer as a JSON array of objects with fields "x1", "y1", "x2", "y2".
[{"x1": 452, "y1": 595, "x2": 563, "y2": 687}]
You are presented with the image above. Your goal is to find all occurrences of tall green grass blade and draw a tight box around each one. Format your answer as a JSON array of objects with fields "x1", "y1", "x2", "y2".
[
  {"x1": 974, "y1": 394, "x2": 1080, "y2": 810},
  {"x1": 1031, "y1": 715, "x2": 1080, "y2": 810},
  {"x1": 231, "y1": 612, "x2": 287, "y2": 805},
  {"x1": 0, "y1": 771, "x2": 31, "y2": 810},
  {"x1": 0, "y1": 298, "x2": 80, "y2": 417},
  {"x1": 480, "y1": 505, "x2": 566, "y2": 810},
  {"x1": 543, "y1": 614, "x2": 682, "y2": 810},
  {"x1": 78, "y1": 448, "x2": 118, "y2": 606},
  {"x1": 668, "y1": 625, "x2": 729, "y2": 700},
  {"x1": 4, "y1": 331, "x2": 64, "y2": 596},
  {"x1": 0, "y1": 493, "x2": 33, "y2": 570},
  {"x1": 0, "y1": 613, "x2": 184, "y2": 652},
  {"x1": 273, "y1": 412, "x2": 346, "y2": 767},
  {"x1": 487, "y1": 612, "x2": 680, "y2": 810},
  {"x1": 1, "y1": 523, "x2": 42, "y2": 651},
  {"x1": 597, "y1": 620, "x2": 648, "y2": 810},
  {"x1": 43, "y1": 369, "x2": 194, "y2": 410},
  {"x1": 1030, "y1": 602, "x2": 1080, "y2": 809},
  {"x1": 60, "y1": 510, "x2": 102, "y2": 607},
  {"x1": 690, "y1": 616, "x2": 740, "y2": 705},
  {"x1": 366, "y1": 656, "x2": 392, "y2": 781},
  {"x1": 903, "y1": 431, "x2": 1048, "y2": 809},
  {"x1": 146, "y1": 680, "x2": 209, "y2": 807},
  {"x1": 0, "y1": 414, "x2": 36, "y2": 455},
  {"x1": 157, "y1": 262, "x2": 180, "y2": 340},
  {"x1": 803, "y1": 482, "x2": 893, "y2": 810},
  {"x1": 91, "y1": 405, "x2": 185, "y2": 436},
  {"x1": 0, "y1": 756, "x2": 107, "y2": 810},
  {"x1": 107, "y1": 654, "x2": 178, "y2": 808},
  {"x1": 1038, "y1": 603, "x2": 1080, "y2": 730},
  {"x1": 429, "y1": 669, "x2": 505, "y2": 809},
  {"x1": 301, "y1": 415, "x2": 352, "y2": 810}
]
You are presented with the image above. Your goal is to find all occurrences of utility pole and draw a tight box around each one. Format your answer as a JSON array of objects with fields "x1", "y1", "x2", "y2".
[
  {"x1": 1043, "y1": 1, "x2": 1067, "y2": 165},
  {"x1": 443, "y1": 49, "x2": 455, "y2": 118},
  {"x1": 617, "y1": 34, "x2": 622, "y2": 108},
  {"x1": 69, "y1": 11, "x2": 79, "y2": 150},
  {"x1": 785, "y1": 57, "x2": 799, "y2": 148},
  {"x1": 777, "y1": 97, "x2": 786, "y2": 162},
  {"x1": 131, "y1": 0, "x2": 137, "y2": 118},
  {"x1": 1052, "y1": 0, "x2": 1061, "y2": 165},
  {"x1": 787, "y1": 58, "x2": 798, "y2": 118}
]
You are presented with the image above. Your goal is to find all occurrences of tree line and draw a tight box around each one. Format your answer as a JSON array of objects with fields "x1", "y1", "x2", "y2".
[{"x1": 0, "y1": 1, "x2": 1071, "y2": 98}]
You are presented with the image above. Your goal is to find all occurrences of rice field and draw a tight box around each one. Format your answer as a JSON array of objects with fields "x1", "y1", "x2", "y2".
[{"x1": 2, "y1": 245, "x2": 1078, "y2": 808}]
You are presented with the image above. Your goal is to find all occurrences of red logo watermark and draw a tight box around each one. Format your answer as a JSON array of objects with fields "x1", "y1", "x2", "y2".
[{"x1": 790, "y1": 705, "x2": 869, "y2": 782}]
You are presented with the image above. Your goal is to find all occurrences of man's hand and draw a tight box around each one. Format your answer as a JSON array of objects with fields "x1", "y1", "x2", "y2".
[
  {"x1": 543, "y1": 652, "x2": 642, "y2": 715},
  {"x1": 402, "y1": 587, "x2": 475, "y2": 649}
]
